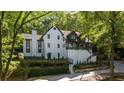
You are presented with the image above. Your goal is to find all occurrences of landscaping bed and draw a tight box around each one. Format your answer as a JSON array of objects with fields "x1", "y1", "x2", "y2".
[
  {"x1": 28, "y1": 66, "x2": 69, "y2": 77},
  {"x1": 23, "y1": 59, "x2": 69, "y2": 67},
  {"x1": 23, "y1": 59, "x2": 69, "y2": 77},
  {"x1": 74, "y1": 62, "x2": 109, "y2": 73}
]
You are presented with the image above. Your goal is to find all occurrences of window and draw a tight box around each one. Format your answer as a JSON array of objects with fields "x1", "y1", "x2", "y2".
[
  {"x1": 47, "y1": 43, "x2": 50, "y2": 48},
  {"x1": 57, "y1": 35, "x2": 60, "y2": 40},
  {"x1": 57, "y1": 44, "x2": 60, "y2": 48},
  {"x1": 47, "y1": 34, "x2": 50, "y2": 39},
  {"x1": 26, "y1": 39, "x2": 30, "y2": 53},
  {"x1": 71, "y1": 35, "x2": 75, "y2": 40},
  {"x1": 37, "y1": 40, "x2": 42, "y2": 53}
]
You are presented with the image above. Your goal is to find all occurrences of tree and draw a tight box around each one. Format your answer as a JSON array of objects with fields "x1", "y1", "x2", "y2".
[
  {"x1": 0, "y1": 11, "x2": 52, "y2": 80},
  {"x1": 0, "y1": 12, "x2": 4, "y2": 78},
  {"x1": 92, "y1": 11, "x2": 124, "y2": 80}
]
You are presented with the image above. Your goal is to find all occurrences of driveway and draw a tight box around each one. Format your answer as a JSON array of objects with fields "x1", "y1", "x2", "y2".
[{"x1": 27, "y1": 61, "x2": 124, "y2": 81}]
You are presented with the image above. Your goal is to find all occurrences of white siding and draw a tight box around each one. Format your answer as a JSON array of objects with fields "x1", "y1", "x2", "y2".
[
  {"x1": 43, "y1": 28, "x2": 66, "y2": 59},
  {"x1": 23, "y1": 30, "x2": 43, "y2": 57},
  {"x1": 67, "y1": 49, "x2": 96, "y2": 65}
]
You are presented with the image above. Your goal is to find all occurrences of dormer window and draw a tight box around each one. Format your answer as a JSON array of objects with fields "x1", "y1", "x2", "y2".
[
  {"x1": 71, "y1": 35, "x2": 75, "y2": 40},
  {"x1": 47, "y1": 34, "x2": 50, "y2": 39}
]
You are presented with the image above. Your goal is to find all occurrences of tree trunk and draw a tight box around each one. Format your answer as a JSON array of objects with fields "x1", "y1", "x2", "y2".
[
  {"x1": 109, "y1": 11, "x2": 117, "y2": 80},
  {"x1": 1, "y1": 34, "x2": 16, "y2": 81},
  {"x1": 109, "y1": 51, "x2": 114, "y2": 80},
  {"x1": 0, "y1": 12, "x2": 51, "y2": 80},
  {"x1": 0, "y1": 12, "x2": 4, "y2": 80}
]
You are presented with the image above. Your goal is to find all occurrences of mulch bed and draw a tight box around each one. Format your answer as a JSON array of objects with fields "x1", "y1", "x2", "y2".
[{"x1": 74, "y1": 66, "x2": 109, "y2": 73}]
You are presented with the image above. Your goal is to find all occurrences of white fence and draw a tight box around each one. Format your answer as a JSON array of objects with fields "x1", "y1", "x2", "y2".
[{"x1": 67, "y1": 49, "x2": 96, "y2": 65}]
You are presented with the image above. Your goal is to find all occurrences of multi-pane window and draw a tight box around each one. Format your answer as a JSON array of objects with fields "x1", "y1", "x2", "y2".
[
  {"x1": 57, "y1": 44, "x2": 60, "y2": 48},
  {"x1": 26, "y1": 39, "x2": 30, "y2": 53},
  {"x1": 48, "y1": 43, "x2": 50, "y2": 48},
  {"x1": 47, "y1": 34, "x2": 50, "y2": 39},
  {"x1": 37, "y1": 40, "x2": 42, "y2": 53},
  {"x1": 57, "y1": 35, "x2": 60, "y2": 40}
]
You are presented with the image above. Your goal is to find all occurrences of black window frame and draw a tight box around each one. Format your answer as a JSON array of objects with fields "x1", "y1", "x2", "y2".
[
  {"x1": 57, "y1": 35, "x2": 60, "y2": 40},
  {"x1": 57, "y1": 44, "x2": 60, "y2": 48},
  {"x1": 37, "y1": 40, "x2": 42, "y2": 53},
  {"x1": 26, "y1": 39, "x2": 30, "y2": 53},
  {"x1": 47, "y1": 34, "x2": 50, "y2": 39}
]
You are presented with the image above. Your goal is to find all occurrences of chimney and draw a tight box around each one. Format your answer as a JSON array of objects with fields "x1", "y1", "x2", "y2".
[
  {"x1": 32, "y1": 30, "x2": 37, "y2": 56},
  {"x1": 32, "y1": 30, "x2": 37, "y2": 36}
]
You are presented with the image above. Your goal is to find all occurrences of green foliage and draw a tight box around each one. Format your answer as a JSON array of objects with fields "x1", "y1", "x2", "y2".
[
  {"x1": 1, "y1": 11, "x2": 124, "y2": 80},
  {"x1": 2, "y1": 61, "x2": 20, "y2": 71},
  {"x1": 12, "y1": 66, "x2": 29, "y2": 77},
  {"x1": 28, "y1": 67, "x2": 69, "y2": 77},
  {"x1": 74, "y1": 62, "x2": 99, "y2": 69},
  {"x1": 23, "y1": 59, "x2": 69, "y2": 77},
  {"x1": 23, "y1": 59, "x2": 69, "y2": 67}
]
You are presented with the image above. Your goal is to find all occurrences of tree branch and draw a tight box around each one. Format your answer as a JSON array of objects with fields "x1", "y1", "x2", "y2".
[
  {"x1": 17, "y1": 11, "x2": 32, "y2": 33},
  {"x1": 95, "y1": 12, "x2": 110, "y2": 25},
  {"x1": 1, "y1": 11, "x2": 23, "y2": 80},
  {"x1": 13, "y1": 11, "x2": 23, "y2": 34},
  {"x1": 23, "y1": 11, "x2": 52, "y2": 25}
]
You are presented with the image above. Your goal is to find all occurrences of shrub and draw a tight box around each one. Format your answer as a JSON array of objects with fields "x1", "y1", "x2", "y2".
[
  {"x1": 24, "y1": 59, "x2": 69, "y2": 67},
  {"x1": 12, "y1": 66, "x2": 29, "y2": 77},
  {"x1": 28, "y1": 66, "x2": 69, "y2": 77}
]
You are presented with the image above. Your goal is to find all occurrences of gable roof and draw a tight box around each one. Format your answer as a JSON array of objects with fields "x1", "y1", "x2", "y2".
[
  {"x1": 62, "y1": 30, "x2": 80, "y2": 38},
  {"x1": 40, "y1": 26, "x2": 64, "y2": 39}
]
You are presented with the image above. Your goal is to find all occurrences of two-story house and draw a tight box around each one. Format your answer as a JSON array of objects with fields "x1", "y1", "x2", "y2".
[
  {"x1": 23, "y1": 27, "x2": 67, "y2": 59},
  {"x1": 22, "y1": 26, "x2": 96, "y2": 64}
]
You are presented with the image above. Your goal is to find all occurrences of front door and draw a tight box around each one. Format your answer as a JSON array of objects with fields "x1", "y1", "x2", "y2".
[
  {"x1": 58, "y1": 53, "x2": 60, "y2": 59},
  {"x1": 47, "y1": 53, "x2": 51, "y2": 59}
]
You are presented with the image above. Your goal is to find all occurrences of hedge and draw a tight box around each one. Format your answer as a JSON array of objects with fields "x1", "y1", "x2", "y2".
[
  {"x1": 23, "y1": 59, "x2": 69, "y2": 67},
  {"x1": 28, "y1": 66, "x2": 69, "y2": 77},
  {"x1": 12, "y1": 66, "x2": 29, "y2": 77}
]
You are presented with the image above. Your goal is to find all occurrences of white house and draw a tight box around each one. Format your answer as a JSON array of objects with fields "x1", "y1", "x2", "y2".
[
  {"x1": 22, "y1": 27, "x2": 97, "y2": 64},
  {"x1": 42, "y1": 27, "x2": 66, "y2": 59},
  {"x1": 23, "y1": 27, "x2": 66, "y2": 59}
]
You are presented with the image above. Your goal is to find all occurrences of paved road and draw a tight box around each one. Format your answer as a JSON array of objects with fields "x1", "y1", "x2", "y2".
[{"x1": 27, "y1": 61, "x2": 124, "y2": 81}]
